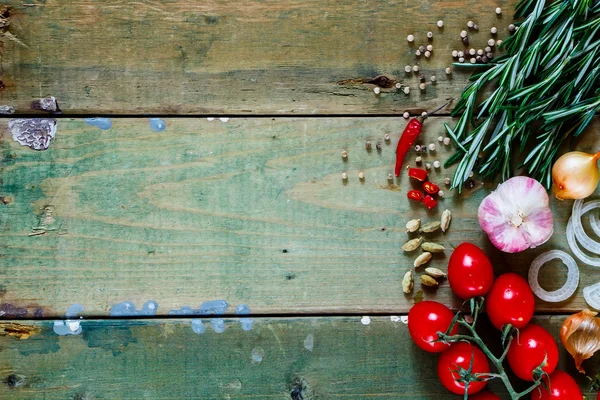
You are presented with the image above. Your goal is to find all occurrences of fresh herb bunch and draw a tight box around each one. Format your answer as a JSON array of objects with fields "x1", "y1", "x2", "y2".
[{"x1": 445, "y1": 0, "x2": 600, "y2": 190}]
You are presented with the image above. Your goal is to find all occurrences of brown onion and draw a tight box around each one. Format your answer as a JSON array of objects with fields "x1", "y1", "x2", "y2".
[
  {"x1": 552, "y1": 151, "x2": 600, "y2": 200},
  {"x1": 560, "y1": 309, "x2": 600, "y2": 373}
]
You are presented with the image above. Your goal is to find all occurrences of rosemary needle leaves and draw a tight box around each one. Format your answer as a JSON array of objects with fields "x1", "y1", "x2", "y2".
[{"x1": 445, "y1": 0, "x2": 600, "y2": 191}]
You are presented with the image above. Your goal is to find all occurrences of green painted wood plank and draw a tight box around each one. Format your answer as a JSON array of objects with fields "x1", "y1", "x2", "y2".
[
  {"x1": 0, "y1": 316, "x2": 596, "y2": 399},
  {"x1": 1, "y1": 0, "x2": 517, "y2": 114},
  {"x1": 0, "y1": 117, "x2": 598, "y2": 317}
]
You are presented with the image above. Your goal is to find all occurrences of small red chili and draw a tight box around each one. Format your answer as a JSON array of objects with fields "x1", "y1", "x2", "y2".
[
  {"x1": 408, "y1": 168, "x2": 428, "y2": 182},
  {"x1": 423, "y1": 195, "x2": 438, "y2": 210},
  {"x1": 407, "y1": 190, "x2": 424, "y2": 202},
  {"x1": 423, "y1": 181, "x2": 439, "y2": 195}
]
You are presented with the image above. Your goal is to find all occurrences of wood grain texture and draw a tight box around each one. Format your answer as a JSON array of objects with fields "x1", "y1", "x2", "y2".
[
  {"x1": 0, "y1": 0, "x2": 517, "y2": 115},
  {"x1": 1, "y1": 117, "x2": 598, "y2": 317},
  {"x1": 0, "y1": 316, "x2": 596, "y2": 399}
]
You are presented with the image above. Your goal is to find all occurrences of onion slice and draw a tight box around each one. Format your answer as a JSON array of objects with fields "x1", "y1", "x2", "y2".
[
  {"x1": 584, "y1": 282, "x2": 600, "y2": 310},
  {"x1": 589, "y1": 210, "x2": 600, "y2": 238},
  {"x1": 528, "y1": 250, "x2": 579, "y2": 302},
  {"x1": 567, "y1": 200, "x2": 600, "y2": 267},
  {"x1": 572, "y1": 199, "x2": 600, "y2": 255}
]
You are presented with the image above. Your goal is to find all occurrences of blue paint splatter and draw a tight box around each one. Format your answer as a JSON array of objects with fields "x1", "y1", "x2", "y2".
[
  {"x1": 191, "y1": 319, "x2": 205, "y2": 334},
  {"x1": 251, "y1": 347, "x2": 264, "y2": 363},
  {"x1": 235, "y1": 304, "x2": 253, "y2": 331},
  {"x1": 199, "y1": 300, "x2": 228, "y2": 315},
  {"x1": 65, "y1": 303, "x2": 84, "y2": 318},
  {"x1": 168, "y1": 306, "x2": 195, "y2": 316},
  {"x1": 109, "y1": 300, "x2": 158, "y2": 317},
  {"x1": 149, "y1": 118, "x2": 166, "y2": 132},
  {"x1": 211, "y1": 318, "x2": 226, "y2": 333},
  {"x1": 53, "y1": 320, "x2": 82, "y2": 336},
  {"x1": 53, "y1": 304, "x2": 84, "y2": 336},
  {"x1": 85, "y1": 117, "x2": 112, "y2": 130}
]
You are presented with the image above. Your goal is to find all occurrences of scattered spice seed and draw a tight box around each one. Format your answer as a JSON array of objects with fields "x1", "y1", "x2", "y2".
[
  {"x1": 458, "y1": 57, "x2": 465, "y2": 63},
  {"x1": 419, "y1": 45, "x2": 426, "y2": 52},
  {"x1": 476, "y1": 55, "x2": 482, "y2": 62},
  {"x1": 421, "y1": 111, "x2": 428, "y2": 117},
  {"x1": 438, "y1": 190, "x2": 445, "y2": 197},
  {"x1": 403, "y1": 237, "x2": 423, "y2": 252},
  {"x1": 341, "y1": 172, "x2": 348, "y2": 181},
  {"x1": 402, "y1": 270, "x2": 414, "y2": 293},
  {"x1": 426, "y1": 44, "x2": 433, "y2": 51},
  {"x1": 433, "y1": 160, "x2": 441, "y2": 168},
  {"x1": 445, "y1": 67, "x2": 452, "y2": 75},
  {"x1": 415, "y1": 145, "x2": 422, "y2": 151},
  {"x1": 496, "y1": 39, "x2": 503, "y2": 46},
  {"x1": 491, "y1": 27, "x2": 498, "y2": 34},
  {"x1": 481, "y1": 56, "x2": 489, "y2": 63},
  {"x1": 395, "y1": 82, "x2": 402, "y2": 89},
  {"x1": 341, "y1": 150, "x2": 348, "y2": 159},
  {"x1": 415, "y1": 156, "x2": 422, "y2": 163},
  {"x1": 420, "y1": 274, "x2": 439, "y2": 287},
  {"x1": 403, "y1": 111, "x2": 410, "y2": 119},
  {"x1": 387, "y1": 172, "x2": 394, "y2": 181},
  {"x1": 422, "y1": 242, "x2": 445, "y2": 253},
  {"x1": 473, "y1": 24, "x2": 479, "y2": 30},
  {"x1": 488, "y1": 39, "x2": 496, "y2": 47},
  {"x1": 376, "y1": 142, "x2": 382, "y2": 150},
  {"x1": 452, "y1": 50, "x2": 458, "y2": 57},
  {"x1": 373, "y1": 87, "x2": 381, "y2": 94},
  {"x1": 487, "y1": 52, "x2": 494, "y2": 59},
  {"x1": 425, "y1": 267, "x2": 446, "y2": 278},
  {"x1": 412, "y1": 65, "x2": 419, "y2": 72},
  {"x1": 467, "y1": 21, "x2": 474, "y2": 28},
  {"x1": 485, "y1": 46, "x2": 492, "y2": 53},
  {"x1": 430, "y1": 75, "x2": 437, "y2": 82},
  {"x1": 427, "y1": 31, "x2": 433, "y2": 39},
  {"x1": 462, "y1": 36, "x2": 469, "y2": 44},
  {"x1": 438, "y1": 136, "x2": 443, "y2": 142},
  {"x1": 425, "y1": 163, "x2": 431, "y2": 170},
  {"x1": 414, "y1": 252, "x2": 433, "y2": 268},
  {"x1": 444, "y1": 177, "x2": 451, "y2": 185},
  {"x1": 428, "y1": 143, "x2": 436, "y2": 151},
  {"x1": 421, "y1": 221, "x2": 441, "y2": 233},
  {"x1": 458, "y1": 51, "x2": 465, "y2": 57},
  {"x1": 415, "y1": 49, "x2": 422, "y2": 56},
  {"x1": 508, "y1": 24, "x2": 516, "y2": 32},
  {"x1": 443, "y1": 137, "x2": 451, "y2": 145},
  {"x1": 460, "y1": 30, "x2": 468, "y2": 38},
  {"x1": 366, "y1": 141, "x2": 372, "y2": 150},
  {"x1": 469, "y1": 48, "x2": 476, "y2": 55},
  {"x1": 419, "y1": 83, "x2": 426, "y2": 90},
  {"x1": 441, "y1": 209, "x2": 452, "y2": 232},
  {"x1": 405, "y1": 65, "x2": 412, "y2": 73},
  {"x1": 424, "y1": 51, "x2": 431, "y2": 58},
  {"x1": 470, "y1": 57, "x2": 477, "y2": 64},
  {"x1": 403, "y1": 87, "x2": 410, "y2": 95},
  {"x1": 358, "y1": 171, "x2": 365, "y2": 180},
  {"x1": 477, "y1": 49, "x2": 484, "y2": 56},
  {"x1": 407, "y1": 34, "x2": 415, "y2": 42},
  {"x1": 384, "y1": 133, "x2": 391, "y2": 141},
  {"x1": 419, "y1": 73, "x2": 426, "y2": 82},
  {"x1": 405, "y1": 219, "x2": 421, "y2": 233},
  {"x1": 496, "y1": 7, "x2": 502, "y2": 14},
  {"x1": 437, "y1": 20, "x2": 444, "y2": 28}
]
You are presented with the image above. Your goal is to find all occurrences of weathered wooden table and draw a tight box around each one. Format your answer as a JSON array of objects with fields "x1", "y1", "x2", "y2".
[{"x1": 0, "y1": 1, "x2": 598, "y2": 398}]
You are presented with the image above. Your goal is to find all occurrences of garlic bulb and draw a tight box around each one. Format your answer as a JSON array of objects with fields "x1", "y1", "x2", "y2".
[
  {"x1": 478, "y1": 177, "x2": 553, "y2": 253},
  {"x1": 560, "y1": 309, "x2": 600, "y2": 373},
  {"x1": 552, "y1": 151, "x2": 600, "y2": 200}
]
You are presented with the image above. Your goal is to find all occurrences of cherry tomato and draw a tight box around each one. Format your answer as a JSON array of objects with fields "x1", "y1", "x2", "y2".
[
  {"x1": 531, "y1": 370, "x2": 583, "y2": 399},
  {"x1": 507, "y1": 324, "x2": 558, "y2": 381},
  {"x1": 447, "y1": 243, "x2": 494, "y2": 300},
  {"x1": 408, "y1": 301, "x2": 458, "y2": 353},
  {"x1": 468, "y1": 392, "x2": 501, "y2": 400},
  {"x1": 486, "y1": 273, "x2": 534, "y2": 329},
  {"x1": 437, "y1": 342, "x2": 490, "y2": 395}
]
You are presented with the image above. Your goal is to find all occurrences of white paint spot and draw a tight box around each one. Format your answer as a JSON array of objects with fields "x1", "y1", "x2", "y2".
[
  {"x1": 303, "y1": 333, "x2": 314, "y2": 351},
  {"x1": 251, "y1": 347, "x2": 264, "y2": 363},
  {"x1": 390, "y1": 316, "x2": 401, "y2": 323},
  {"x1": 207, "y1": 117, "x2": 215, "y2": 121},
  {"x1": 219, "y1": 117, "x2": 230, "y2": 122},
  {"x1": 361, "y1": 316, "x2": 371, "y2": 325},
  {"x1": 401, "y1": 316, "x2": 409, "y2": 324}
]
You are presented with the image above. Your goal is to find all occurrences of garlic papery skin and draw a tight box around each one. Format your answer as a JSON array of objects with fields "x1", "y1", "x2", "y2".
[
  {"x1": 478, "y1": 176, "x2": 554, "y2": 253},
  {"x1": 552, "y1": 151, "x2": 600, "y2": 200},
  {"x1": 560, "y1": 309, "x2": 600, "y2": 374}
]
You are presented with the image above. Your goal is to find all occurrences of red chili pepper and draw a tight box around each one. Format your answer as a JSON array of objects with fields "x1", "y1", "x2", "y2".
[
  {"x1": 423, "y1": 195, "x2": 438, "y2": 210},
  {"x1": 395, "y1": 118, "x2": 423, "y2": 177},
  {"x1": 407, "y1": 190, "x2": 424, "y2": 202},
  {"x1": 408, "y1": 167, "x2": 428, "y2": 181},
  {"x1": 423, "y1": 181, "x2": 439, "y2": 195}
]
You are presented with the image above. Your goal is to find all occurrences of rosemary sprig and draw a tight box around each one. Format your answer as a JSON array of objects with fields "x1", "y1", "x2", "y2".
[{"x1": 446, "y1": 0, "x2": 600, "y2": 190}]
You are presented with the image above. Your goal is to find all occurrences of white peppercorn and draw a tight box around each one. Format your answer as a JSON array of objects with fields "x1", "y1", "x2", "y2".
[
  {"x1": 403, "y1": 86, "x2": 410, "y2": 95},
  {"x1": 407, "y1": 34, "x2": 415, "y2": 42},
  {"x1": 419, "y1": 83, "x2": 426, "y2": 90},
  {"x1": 451, "y1": 50, "x2": 458, "y2": 58},
  {"x1": 460, "y1": 30, "x2": 468, "y2": 38},
  {"x1": 415, "y1": 49, "x2": 422, "y2": 56},
  {"x1": 458, "y1": 51, "x2": 465, "y2": 57},
  {"x1": 403, "y1": 111, "x2": 410, "y2": 119},
  {"x1": 412, "y1": 65, "x2": 419, "y2": 72},
  {"x1": 443, "y1": 137, "x2": 451, "y2": 145},
  {"x1": 445, "y1": 67, "x2": 452, "y2": 75},
  {"x1": 437, "y1": 136, "x2": 443, "y2": 142},
  {"x1": 421, "y1": 111, "x2": 428, "y2": 117},
  {"x1": 428, "y1": 143, "x2": 436, "y2": 151},
  {"x1": 430, "y1": 75, "x2": 436, "y2": 82},
  {"x1": 491, "y1": 27, "x2": 498, "y2": 34},
  {"x1": 508, "y1": 24, "x2": 516, "y2": 32},
  {"x1": 405, "y1": 65, "x2": 412, "y2": 73},
  {"x1": 433, "y1": 160, "x2": 441, "y2": 168},
  {"x1": 470, "y1": 57, "x2": 477, "y2": 64},
  {"x1": 415, "y1": 156, "x2": 422, "y2": 163},
  {"x1": 485, "y1": 46, "x2": 492, "y2": 53},
  {"x1": 469, "y1": 48, "x2": 476, "y2": 55},
  {"x1": 426, "y1": 44, "x2": 433, "y2": 51},
  {"x1": 458, "y1": 57, "x2": 465, "y2": 63},
  {"x1": 425, "y1": 163, "x2": 431, "y2": 170},
  {"x1": 438, "y1": 190, "x2": 445, "y2": 197},
  {"x1": 373, "y1": 87, "x2": 381, "y2": 94},
  {"x1": 424, "y1": 50, "x2": 431, "y2": 58},
  {"x1": 467, "y1": 21, "x2": 474, "y2": 28},
  {"x1": 444, "y1": 177, "x2": 451, "y2": 185},
  {"x1": 395, "y1": 82, "x2": 402, "y2": 89},
  {"x1": 437, "y1": 20, "x2": 444, "y2": 28},
  {"x1": 427, "y1": 31, "x2": 433, "y2": 39},
  {"x1": 488, "y1": 39, "x2": 496, "y2": 47},
  {"x1": 495, "y1": 7, "x2": 502, "y2": 14},
  {"x1": 477, "y1": 49, "x2": 484, "y2": 56}
]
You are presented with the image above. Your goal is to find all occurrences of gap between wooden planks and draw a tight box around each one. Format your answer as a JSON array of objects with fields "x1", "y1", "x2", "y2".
[
  {"x1": 0, "y1": 117, "x2": 598, "y2": 318},
  {"x1": 1, "y1": 0, "x2": 518, "y2": 114},
  {"x1": 0, "y1": 316, "x2": 597, "y2": 399}
]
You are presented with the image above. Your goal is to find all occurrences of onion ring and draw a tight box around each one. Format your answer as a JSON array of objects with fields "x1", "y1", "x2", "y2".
[
  {"x1": 567, "y1": 201, "x2": 600, "y2": 267},
  {"x1": 572, "y1": 199, "x2": 600, "y2": 255},
  {"x1": 584, "y1": 283, "x2": 600, "y2": 310},
  {"x1": 589, "y1": 210, "x2": 600, "y2": 238},
  {"x1": 528, "y1": 250, "x2": 579, "y2": 302}
]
